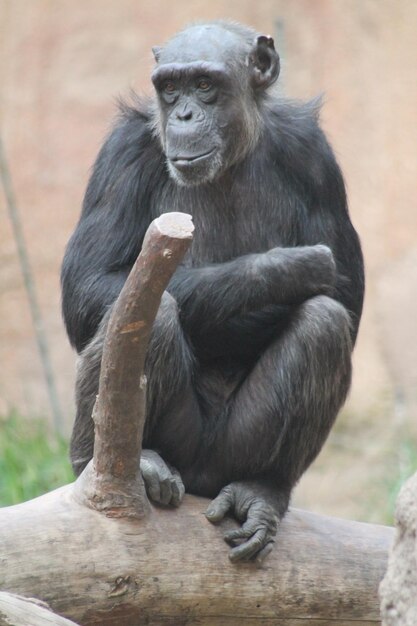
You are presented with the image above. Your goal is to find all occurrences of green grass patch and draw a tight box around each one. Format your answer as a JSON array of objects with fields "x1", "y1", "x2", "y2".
[{"x1": 0, "y1": 412, "x2": 73, "y2": 506}]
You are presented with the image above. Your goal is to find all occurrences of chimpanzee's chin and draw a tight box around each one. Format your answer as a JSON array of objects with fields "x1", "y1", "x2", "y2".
[{"x1": 167, "y1": 159, "x2": 220, "y2": 187}]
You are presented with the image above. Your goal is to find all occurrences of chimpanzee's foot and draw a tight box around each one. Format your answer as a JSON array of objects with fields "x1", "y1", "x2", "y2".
[
  {"x1": 205, "y1": 480, "x2": 290, "y2": 563},
  {"x1": 140, "y1": 449, "x2": 185, "y2": 507}
]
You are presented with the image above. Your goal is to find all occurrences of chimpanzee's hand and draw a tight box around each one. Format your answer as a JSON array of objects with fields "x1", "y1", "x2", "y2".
[
  {"x1": 266, "y1": 244, "x2": 336, "y2": 297},
  {"x1": 205, "y1": 480, "x2": 288, "y2": 563},
  {"x1": 140, "y1": 449, "x2": 185, "y2": 507},
  {"x1": 309, "y1": 244, "x2": 337, "y2": 292}
]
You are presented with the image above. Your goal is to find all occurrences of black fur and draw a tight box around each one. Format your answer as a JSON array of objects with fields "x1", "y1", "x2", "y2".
[{"x1": 61, "y1": 22, "x2": 364, "y2": 561}]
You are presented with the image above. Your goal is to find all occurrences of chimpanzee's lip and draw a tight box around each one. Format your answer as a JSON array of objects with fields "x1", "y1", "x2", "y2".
[{"x1": 170, "y1": 149, "x2": 215, "y2": 166}]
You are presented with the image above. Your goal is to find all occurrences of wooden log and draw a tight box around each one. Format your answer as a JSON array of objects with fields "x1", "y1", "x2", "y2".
[
  {"x1": 0, "y1": 212, "x2": 394, "y2": 624},
  {"x1": 0, "y1": 592, "x2": 79, "y2": 626},
  {"x1": 0, "y1": 486, "x2": 393, "y2": 626}
]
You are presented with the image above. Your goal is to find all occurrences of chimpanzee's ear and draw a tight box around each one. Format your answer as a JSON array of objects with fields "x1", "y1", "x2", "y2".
[
  {"x1": 152, "y1": 46, "x2": 163, "y2": 63},
  {"x1": 248, "y1": 35, "x2": 280, "y2": 90}
]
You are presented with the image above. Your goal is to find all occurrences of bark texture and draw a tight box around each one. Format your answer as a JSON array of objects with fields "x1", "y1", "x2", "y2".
[{"x1": 380, "y1": 471, "x2": 417, "y2": 626}]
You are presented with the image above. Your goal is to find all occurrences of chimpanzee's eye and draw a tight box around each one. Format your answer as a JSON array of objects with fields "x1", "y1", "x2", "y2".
[
  {"x1": 197, "y1": 78, "x2": 212, "y2": 91},
  {"x1": 164, "y1": 81, "x2": 176, "y2": 94}
]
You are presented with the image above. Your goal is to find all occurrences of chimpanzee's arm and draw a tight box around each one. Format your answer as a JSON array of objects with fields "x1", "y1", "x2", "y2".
[
  {"x1": 61, "y1": 107, "x2": 158, "y2": 352},
  {"x1": 61, "y1": 210, "x2": 143, "y2": 352},
  {"x1": 176, "y1": 208, "x2": 363, "y2": 356},
  {"x1": 168, "y1": 243, "x2": 336, "y2": 338}
]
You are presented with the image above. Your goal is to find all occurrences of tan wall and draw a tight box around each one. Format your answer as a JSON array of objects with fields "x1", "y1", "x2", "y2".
[{"x1": 1, "y1": 0, "x2": 416, "y2": 515}]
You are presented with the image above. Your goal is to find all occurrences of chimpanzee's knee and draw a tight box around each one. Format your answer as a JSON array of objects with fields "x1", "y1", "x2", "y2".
[{"x1": 297, "y1": 295, "x2": 352, "y2": 355}]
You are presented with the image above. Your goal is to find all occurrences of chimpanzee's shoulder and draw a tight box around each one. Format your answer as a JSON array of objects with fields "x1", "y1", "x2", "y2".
[
  {"x1": 109, "y1": 94, "x2": 159, "y2": 153},
  {"x1": 81, "y1": 95, "x2": 164, "y2": 214},
  {"x1": 266, "y1": 95, "x2": 331, "y2": 154},
  {"x1": 264, "y1": 95, "x2": 342, "y2": 188}
]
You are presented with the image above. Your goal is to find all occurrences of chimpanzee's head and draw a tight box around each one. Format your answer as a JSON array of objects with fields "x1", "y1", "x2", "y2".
[{"x1": 151, "y1": 22, "x2": 280, "y2": 187}]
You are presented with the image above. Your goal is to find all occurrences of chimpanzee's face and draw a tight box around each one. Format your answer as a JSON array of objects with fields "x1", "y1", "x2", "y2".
[
  {"x1": 151, "y1": 24, "x2": 279, "y2": 187},
  {"x1": 152, "y1": 59, "x2": 254, "y2": 187}
]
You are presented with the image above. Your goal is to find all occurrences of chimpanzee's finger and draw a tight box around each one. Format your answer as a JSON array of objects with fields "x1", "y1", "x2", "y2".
[
  {"x1": 145, "y1": 472, "x2": 162, "y2": 504},
  {"x1": 223, "y1": 519, "x2": 259, "y2": 545},
  {"x1": 159, "y1": 475, "x2": 173, "y2": 505},
  {"x1": 170, "y1": 472, "x2": 185, "y2": 507},
  {"x1": 255, "y1": 541, "x2": 274, "y2": 564},
  {"x1": 229, "y1": 528, "x2": 269, "y2": 562},
  {"x1": 205, "y1": 486, "x2": 233, "y2": 522}
]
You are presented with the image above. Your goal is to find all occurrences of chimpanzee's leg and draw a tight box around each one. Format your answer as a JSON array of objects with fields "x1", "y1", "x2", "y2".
[
  {"x1": 206, "y1": 295, "x2": 352, "y2": 561},
  {"x1": 70, "y1": 292, "x2": 202, "y2": 505},
  {"x1": 70, "y1": 309, "x2": 111, "y2": 477},
  {"x1": 143, "y1": 291, "x2": 203, "y2": 467},
  {"x1": 226, "y1": 295, "x2": 352, "y2": 480}
]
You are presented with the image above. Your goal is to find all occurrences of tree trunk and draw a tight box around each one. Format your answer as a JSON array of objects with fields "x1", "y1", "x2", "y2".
[{"x1": 0, "y1": 213, "x2": 394, "y2": 625}]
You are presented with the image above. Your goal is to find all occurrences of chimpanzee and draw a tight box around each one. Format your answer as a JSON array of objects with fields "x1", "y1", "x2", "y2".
[{"x1": 61, "y1": 21, "x2": 364, "y2": 562}]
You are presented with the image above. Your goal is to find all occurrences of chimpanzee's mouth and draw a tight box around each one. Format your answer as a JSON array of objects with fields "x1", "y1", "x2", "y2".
[{"x1": 170, "y1": 149, "x2": 216, "y2": 168}]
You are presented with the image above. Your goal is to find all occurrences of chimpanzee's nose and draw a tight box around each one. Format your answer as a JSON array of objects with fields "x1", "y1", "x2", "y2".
[{"x1": 176, "y1": 107, "x2": 193, "y2": 122}]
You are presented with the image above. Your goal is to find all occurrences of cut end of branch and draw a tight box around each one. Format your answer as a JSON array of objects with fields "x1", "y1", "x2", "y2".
[{"x1": 154, "y1": 212, "x2": 194, "y2": 239}]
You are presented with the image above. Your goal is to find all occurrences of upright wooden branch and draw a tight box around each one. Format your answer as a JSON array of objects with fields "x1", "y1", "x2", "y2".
[{"x1": 78, "y1": 212, "x2": 194, "y2": 517}]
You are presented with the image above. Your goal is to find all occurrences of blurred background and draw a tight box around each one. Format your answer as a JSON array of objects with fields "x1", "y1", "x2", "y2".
[{"x1": 0, "y1": 0, "x2": 416, "y2": 521}]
